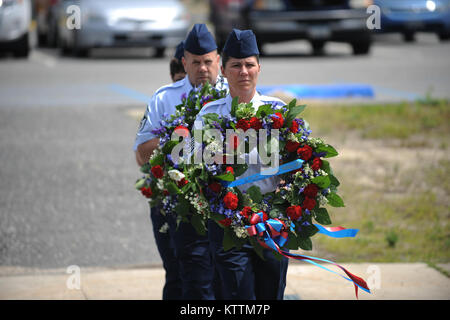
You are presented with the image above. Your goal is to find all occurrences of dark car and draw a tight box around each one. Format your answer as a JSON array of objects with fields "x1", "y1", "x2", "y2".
[
  {"x1": 374, "y1": 0, "x2": 450, "y2": 42},
  {"x1": 210, "y1": 0, "x2": 373, "y2": 55}
]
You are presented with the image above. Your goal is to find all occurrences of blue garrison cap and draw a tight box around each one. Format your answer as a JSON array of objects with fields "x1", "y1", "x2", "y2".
[
  {"x1": 174, "y1": 41, "x2": 184, "y2": 60},
  {"x1": 184, "y1": 24, "x2": 217, "y2": 55},
  {"x1": 223, "y1": 29, "x2": 259, "y2": 58}
]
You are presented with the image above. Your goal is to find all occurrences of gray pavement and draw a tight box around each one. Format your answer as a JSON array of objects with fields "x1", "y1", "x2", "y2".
[{"x1": 1, "y1": 263, "x2": 449, "y2": 300}]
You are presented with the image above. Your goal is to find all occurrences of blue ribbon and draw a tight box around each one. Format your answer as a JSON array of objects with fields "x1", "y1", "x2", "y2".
[
  {"x1": 314, "y1": 224, "x2": 359, "y2": 238},
  {"x1": 223, "y1": 159, "x2": 304, "y2": 188}
]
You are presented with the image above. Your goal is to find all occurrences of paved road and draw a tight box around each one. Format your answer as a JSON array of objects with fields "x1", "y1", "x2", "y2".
[{"x1": 0, "y1": 35, "x2": 449, "y2": 270}]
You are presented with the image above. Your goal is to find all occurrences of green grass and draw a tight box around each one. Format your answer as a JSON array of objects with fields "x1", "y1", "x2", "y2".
[
  {"x1": 301, "y1": 99, "x2": 450, "y2": 144},
  {"x1": 292, "y1": 99, "x2": 450, "y2": 264}
]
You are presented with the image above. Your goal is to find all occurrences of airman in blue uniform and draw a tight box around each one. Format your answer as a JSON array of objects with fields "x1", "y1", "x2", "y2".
[
  {"x1": 195, "y1": 29, "x2": 289, "y2": 300},
  {"x1": 134, "y1": 24, "x2": 227, "y2": 300}
]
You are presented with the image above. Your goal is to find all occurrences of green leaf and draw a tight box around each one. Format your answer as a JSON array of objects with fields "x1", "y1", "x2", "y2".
[
  {"x1": 223, "y1": 228, "x2": 235, "y2": 251},
  {"x1": 285, "y1": 102, "x2": 306, "y2": 124},
  {"x1": 166, "y1": 181, "x2": 180, "y2": 195},
  {"x1": 269, "y1": 207, "x2": 281, "y2": 219},
  {"x1": 247, "y1": 185, "x2": 263, "y2": 203},
  {"x1": 314, "y1": 207, "x2": 332, "y2": 225},
  {"x1": 320, "y1": 159, "x2": 331, "y2": 174},
  {"x1": 297, "y1": 237, "x2": 313, "y2": 251},
  {"x1": 249, "y1": 237, "x2": 265, "y2": 260},
  {"x1": 215, "y1": 171, "x2": 235, "y2": 182},
  {"x1": 162, "y1": 140, "x2": 178, "y2": 155},
  {"x1": 285, "y1": 234, "x2": 300, "y2": 250},
  {"x1": 140, "y1": 162, "x2": 151, "y2": 174},
  {"x1": 329, "y1": 174, "x2": 340, "y2": 188},
  {"x1": 315, "y1": 144, "x2": 339, "y2": 158},
  {"x1": 327, "y1": 192, "x2": 345, "y2": 207},
  {"x1": 150, "y1": 153, "x2": 164, "y2": 166},
  {"x1": 174, "y1": 198, "x2": 190, "y2": 217},
  {"x1": 202, "y1": 113, "x2": 220, "y2": 124},
  {"x1": 230, "y1": 96, "x2": 239, "y2": 117},
  {"x1": 134, "y1": 178, "x2": 146, "y2": 190},
  {"x1": 272, "y1": 193, "x2": 286, "y2": 205},
  {"x1": 311, "y1": 175, "x2": 331, "y2": 189},
  {"x1": 191, "y1": 215, "x2": 206, "y2": 236},
  {"x1": 256, "y1": 104, "x2": 275, "y2": 118}
]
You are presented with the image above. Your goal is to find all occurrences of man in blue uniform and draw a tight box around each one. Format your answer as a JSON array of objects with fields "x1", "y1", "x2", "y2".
[
  {"x1": 195, "y1": 29, "x2": 289, "y2": 300},
  {"x1": 134, "y1": 24, "x2": 226, "y2": 300}
]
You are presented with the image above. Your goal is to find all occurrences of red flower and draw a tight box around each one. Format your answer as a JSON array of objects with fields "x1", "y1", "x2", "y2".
[
  {"x1": 297, "y1": 145, "x2": 313, "y2": 161},
  {"x1": 240, "y1": 206, "x2": 253, "y2": 220},
  {"x1": 285, "y1": 140, "x2": 301, "y2": 153},
  {"x1": 236, "y1": 119, "x2": 251, "y2": 132},
  {"x1": 225, "y1": 166, "x2": 234, "y2": 175},
  {"x1": 223, "y1": 192, "x2": 239, "y2": 210},
  {"x1": 218, "y1": 217, "x2": 232, "y2": 227},
  {"x1": 271, "y1": 112, "x2": 284, "y2": 129},
  {"x1": 151, "y1": 165, "x2": 164, "y2": 179},
  {"x1": 303, "y1": 197, "x2": 317, "y2": 210},
  {"x1": 303, "y1": 184, "x2": 319, "y2": 198},
  {"x1": 249, "y1": 117, "x2": 263, "y2": 130},
  {"x1": 140, "y1": 187, "x2": 153, "y2": 198},
  {"x1": 177, "y1": 178, "x2": 188, "y2": 187},
  {"x1": 174, "y1": 125, "x2": 190, "y2": 138},
  {"x1": 311, "y1": 157, "x2": 322, "y2": 171},
  {"x1": 209, "y1": 182, "x2": 222, "y2": 194},
  {"x1": 290, "y1": 120, "x2": 299, "y2": 133},
  {"x1": 286, "y1": 205, "x2": 302, "y2": 221}
]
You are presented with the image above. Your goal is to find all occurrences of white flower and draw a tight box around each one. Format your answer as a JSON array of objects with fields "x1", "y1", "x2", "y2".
[
  {"x1": 168, "y1": 169, "x2": 185, "y2": 182},
  {"x1": 159, "y1": 222, "x2": 169, "y2": 234}
]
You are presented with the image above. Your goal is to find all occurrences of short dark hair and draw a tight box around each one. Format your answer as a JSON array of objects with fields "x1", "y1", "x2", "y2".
[
  {"x1": 221, "y1": 52, "x2": 260, "y2": 69},
  {"x1": 170, "y1": 58, "x2": 185, "y2": 78}
]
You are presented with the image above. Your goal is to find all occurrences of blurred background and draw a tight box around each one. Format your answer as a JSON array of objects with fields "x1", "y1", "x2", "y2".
[{"x1": 0, "y1": 0, "x2": 449, "y2": 290}]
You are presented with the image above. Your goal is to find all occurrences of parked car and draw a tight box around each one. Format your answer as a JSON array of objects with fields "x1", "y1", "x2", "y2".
[
  {"x1": 374, "y1": 0, "x2": 450, "y2": 42},
  {"x1": 209, "y1": 0, "x2": 373, "y2": 55},
  {"x1": 53, "y1": 0, "x2": 191, "y2": 57},
  {"x1": 0, "y1": 0, "x2": 32, "y2": 57}
]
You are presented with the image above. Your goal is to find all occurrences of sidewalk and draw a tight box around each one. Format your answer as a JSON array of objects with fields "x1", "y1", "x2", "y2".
[{"x1": 0, "y1": 263, "x2": 449, "y2": 300}]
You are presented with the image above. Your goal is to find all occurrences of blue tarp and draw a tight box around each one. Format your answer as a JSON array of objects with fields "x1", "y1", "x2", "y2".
[{"x1": 257, "y1": 83, "x2": 375, "y2": 99}]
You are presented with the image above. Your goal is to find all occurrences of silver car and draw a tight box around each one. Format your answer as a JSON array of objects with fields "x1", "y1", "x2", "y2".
[
  {"x1": 0, "y1": 0, "x2": 32, "y2": 58},
  {"x1": 55, "y1": 0, "x2": 191, "y2": 57}
]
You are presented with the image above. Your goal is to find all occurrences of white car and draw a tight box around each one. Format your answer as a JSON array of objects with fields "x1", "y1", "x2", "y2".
[
  {"x1": 54, "y1": 0, "x2": 191, "y2": 57},
  {"x1": 0, "y1": 0, "x2": 32, "y2": 57}
]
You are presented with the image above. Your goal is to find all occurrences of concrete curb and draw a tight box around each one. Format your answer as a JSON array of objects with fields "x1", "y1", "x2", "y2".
[{"x1": 1, "y1": 263, "x2": 449, "y2": 300}]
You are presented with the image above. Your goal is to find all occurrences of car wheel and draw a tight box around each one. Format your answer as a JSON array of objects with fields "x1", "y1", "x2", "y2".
[
  {"x1": 13, "y1": 33, "x2": 30, "y2": 58},
  {"x1": 310, "y1": 41, "x2": 325, "y2": 56},
  {"x1": 438, "y1": 31, "x2": 450, "y2": 41},
  {"x1": 403, "y1": 32, "x2": 415, "y2": 42},
  {"x1": 351, "y1": 41, "x2": 371, "y2": 55}
]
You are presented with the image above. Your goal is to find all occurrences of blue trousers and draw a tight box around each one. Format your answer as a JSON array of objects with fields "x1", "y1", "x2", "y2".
[
  {"x1": 150, "y1": 207, "x2": 181, "y2": 300},
  {"x1": 173, "y1": 218, "x2": 215, "y2": 300},
  {"x1": 208, "y1": 220, "x2": 289, "y2": 300}
]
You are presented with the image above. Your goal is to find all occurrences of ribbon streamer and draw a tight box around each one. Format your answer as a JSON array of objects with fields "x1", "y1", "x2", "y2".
[
  {"x1": 314, "y1": 224, "x2": 359, "y2": 238},
  {"x1": 246, "y1": 212, "x2": 371, "y2": 298},
  {"x1": 223, "y1": 159, "x2": 304, "y2": 188}
]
